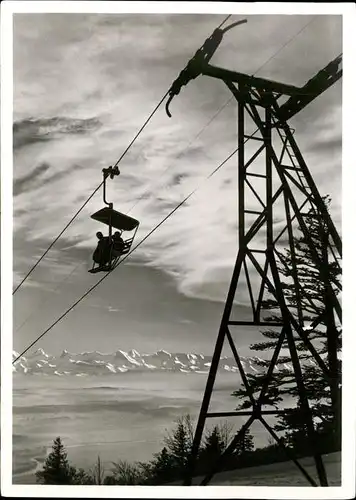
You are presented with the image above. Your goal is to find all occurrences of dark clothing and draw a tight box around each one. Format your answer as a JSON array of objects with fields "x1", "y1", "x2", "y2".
[
  {"x1": 113, "y1": 234, "x2": 125, "y2": 253},
  {"x1": 93, "y1": 236, "x2": 111, "y2": 266}
]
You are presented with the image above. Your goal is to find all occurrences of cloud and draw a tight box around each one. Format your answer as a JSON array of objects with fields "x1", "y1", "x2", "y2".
[
  {"x1": 13, "y1": 160, "x2": 87, "y2": 198},
  {"x1": 13, "y1": 117, "x2": 102, "y2": 150},
  {"x1": 13, "y1": 162, "x2": 50, "y2": 196},
  {"x1": 12, "y1": 13, "x2": 342, "y2": 304},
  {"x1": 308, "y1": 136, "x2": 342, "y2": 156}
]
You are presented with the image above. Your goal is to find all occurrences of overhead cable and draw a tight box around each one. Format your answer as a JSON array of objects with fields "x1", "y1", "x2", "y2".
[
  {"x1": 13, "y1": 14, "x2": 321, "y2": 357},
  {"x1": 13, "y1": 15, "x2": 233, "y2": 295},
  {"x1": 13, "y1": 128, "x2": 259, "y2": 364}
]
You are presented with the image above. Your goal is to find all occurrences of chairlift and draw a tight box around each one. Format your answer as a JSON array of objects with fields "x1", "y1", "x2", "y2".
[{"x1": 88, "y1": 166, "x2": 140, "y2": 274}]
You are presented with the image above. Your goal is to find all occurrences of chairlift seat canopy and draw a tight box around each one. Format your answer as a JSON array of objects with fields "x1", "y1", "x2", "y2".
[{"x1": 91, "y1": 207, "x2": 139, "y2": 231}]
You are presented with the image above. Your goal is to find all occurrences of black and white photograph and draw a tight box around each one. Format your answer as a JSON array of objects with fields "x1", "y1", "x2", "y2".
[{"x1": 2, "y1": 1, "x2": 356, "y2": 497}]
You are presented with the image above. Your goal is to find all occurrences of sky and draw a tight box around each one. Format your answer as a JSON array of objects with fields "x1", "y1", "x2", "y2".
[{"x1": 12, "y1": 12, "x2": 342, "y2": 356}]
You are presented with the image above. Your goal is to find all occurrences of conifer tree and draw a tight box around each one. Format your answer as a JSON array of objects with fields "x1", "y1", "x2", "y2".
[
  {"x1": 163, "y1": 414, "x2": 194, "y2": 471},
  {"x1": 235, "y1": 427, "x2": 254, "y2": 455},
  {"x1": 141, "y1": 446, "x2": 176, "y2": 484},
  {"x1": 197, "y1": 425, "x2": 225, "y2": 472},
  {"x1": 203, "y1": 426, "x2": 225, "y2": 457},
  {"x1": 232, "y1": 198, "x2": 341, "y2": 451},
  {"x1": 152, "y1": 447, "x2": 174, "y2": 476},
  {"x1": 36, "y1": 437, "x2": 75, "y2": 484}
]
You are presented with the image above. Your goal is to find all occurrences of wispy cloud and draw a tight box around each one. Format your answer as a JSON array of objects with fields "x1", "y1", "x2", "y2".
[
  {"x1": 13, "y1": 13, "x2": 342, "y2": 304},
  {"x1": 13, "y1": 117, "x2": 102, "y2": 151},
  {"x1": 13, "y1": 162, "x2": 50, "y2": 196}
]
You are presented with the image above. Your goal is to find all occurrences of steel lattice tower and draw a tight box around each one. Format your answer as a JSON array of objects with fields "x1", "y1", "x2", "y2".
[{"x1": 166, "y1": 25, "x2": 342, "y2": 487}]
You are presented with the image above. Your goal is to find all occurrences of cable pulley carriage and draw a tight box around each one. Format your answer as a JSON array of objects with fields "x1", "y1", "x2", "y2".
[{"x1": 89, "y1": 166, "x2": 139, "y2": 274}]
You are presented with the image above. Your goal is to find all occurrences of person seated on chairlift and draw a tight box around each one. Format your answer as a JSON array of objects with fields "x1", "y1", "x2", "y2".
[
  {"x1": 93, "y1": 231, "x2": 111, "y2": 267},
  {"x1": 113, "y1": 230, "x2": 125, "y2": 253}
]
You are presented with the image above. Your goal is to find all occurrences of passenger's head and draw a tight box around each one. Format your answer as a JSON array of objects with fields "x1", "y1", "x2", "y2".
[
  {"x1": 96, "y1": 231, "x2": 103, "y2": 239},
  {"x1": 114, "y1": 231, "x2": 122, "y2": 238}
]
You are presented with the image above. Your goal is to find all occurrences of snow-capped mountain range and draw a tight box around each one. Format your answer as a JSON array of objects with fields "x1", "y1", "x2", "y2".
[{"x1": 12, "y1": 348, "x2": 294, "y2": 377}]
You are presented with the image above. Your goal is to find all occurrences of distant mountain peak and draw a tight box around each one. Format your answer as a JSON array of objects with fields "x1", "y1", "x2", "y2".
[
  {"x1": 12, "y1": 347, "x2": 283, "y2": 378},
  {"x1": 157, "y1": 349, "x2": 172, "y2": 357},
  {"x1": 32, "y1": 348, "x2": 50, "y2": 358},
  {"x1": 128, "y1": 349, "x2": 141, "y2": 358}
]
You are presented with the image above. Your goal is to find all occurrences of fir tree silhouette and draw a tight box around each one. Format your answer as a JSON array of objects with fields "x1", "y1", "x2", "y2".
[
  {"x1": 232, "y1": 198, "x2": 341, "y2": 453},
  {"x1": 36, "y1": 437, "x2": 75, "y2": 484},
  {"x1": 236, "y1": 427, "x2": 254, "y2": 455}
]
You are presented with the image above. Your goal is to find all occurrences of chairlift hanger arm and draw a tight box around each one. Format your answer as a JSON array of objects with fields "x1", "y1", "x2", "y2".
[
  {"x1": 102, "y1": 165, "x2": 120, "y2": 207},
  {"x1": 165, "y1": 19, "x2": 247, "y2": 117}
]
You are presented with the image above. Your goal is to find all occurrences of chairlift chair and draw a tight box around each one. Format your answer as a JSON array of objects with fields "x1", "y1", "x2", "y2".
[
  {"x1": 88, "y1": 166, "x2": 140, "y2": 274},
  {"x1": 89, "y1": 207, "x2": 139, "y2": 273}
]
